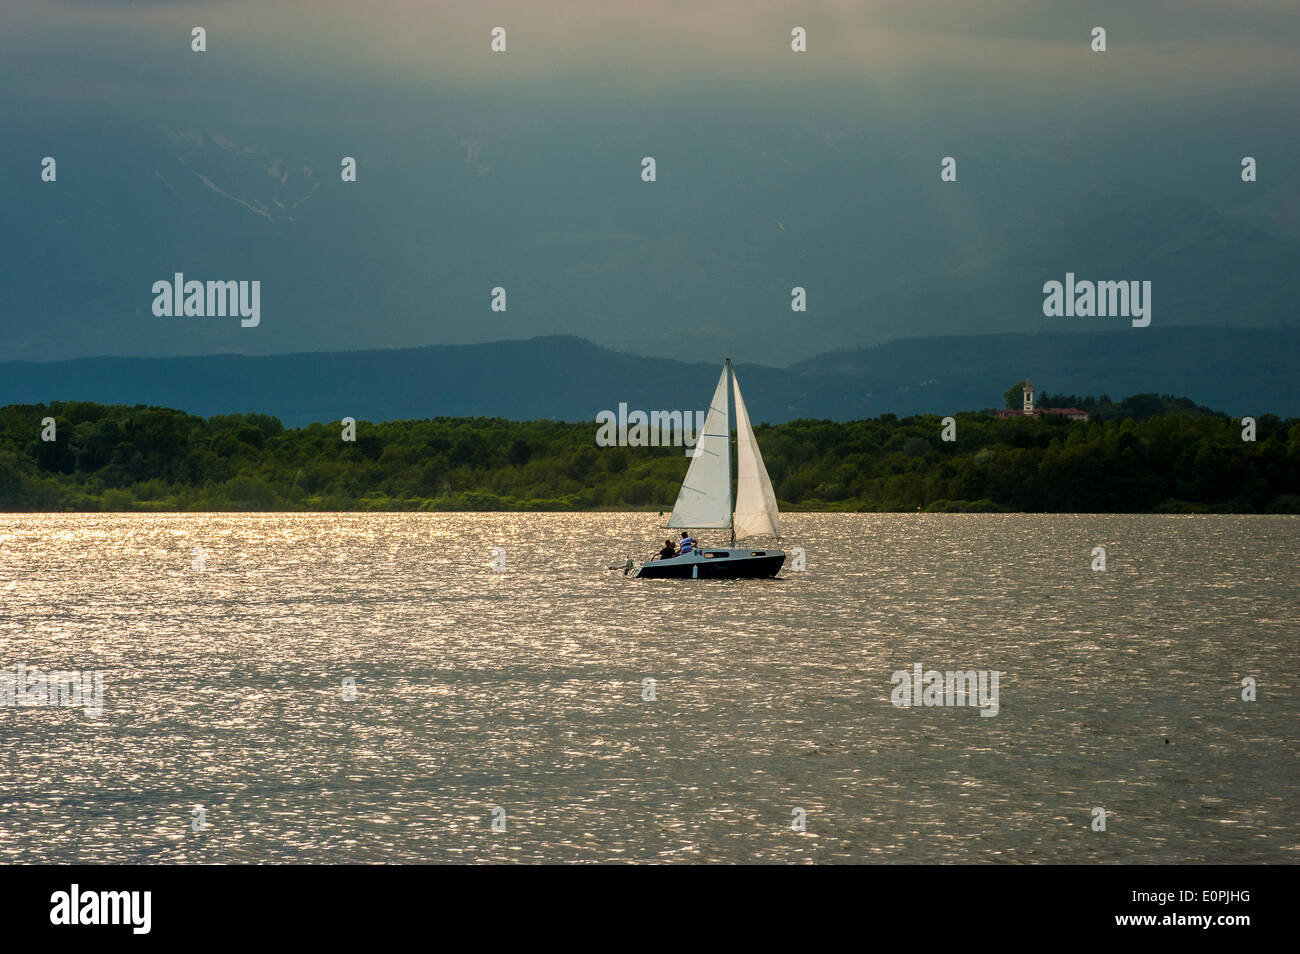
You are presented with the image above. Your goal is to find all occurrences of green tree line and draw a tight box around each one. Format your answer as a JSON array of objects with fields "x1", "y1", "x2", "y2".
[{"x1": 1, "y1": 399, "x2": 1296, "y2": 513}]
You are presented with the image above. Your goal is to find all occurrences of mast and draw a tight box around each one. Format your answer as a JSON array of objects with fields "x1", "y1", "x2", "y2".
[{"x1": 726, "y1": 357, "x2": 735, "y2": 548}]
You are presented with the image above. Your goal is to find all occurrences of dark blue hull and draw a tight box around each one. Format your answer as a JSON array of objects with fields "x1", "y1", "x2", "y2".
[{"x1": 632, "y1": 548, "x2": 785, "y2": 579}]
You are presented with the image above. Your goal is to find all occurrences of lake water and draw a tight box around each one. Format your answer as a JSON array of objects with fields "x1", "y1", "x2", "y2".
[{"x1": 0, "y1": 512, "x2": 1295, "y2": 864}]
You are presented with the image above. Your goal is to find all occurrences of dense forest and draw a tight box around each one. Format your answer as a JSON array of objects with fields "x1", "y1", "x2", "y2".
[{"x1": 0, "y1": 398, "x2": 1296, "y2": 513}]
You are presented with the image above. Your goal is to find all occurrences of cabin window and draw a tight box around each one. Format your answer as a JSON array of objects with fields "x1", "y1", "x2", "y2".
[{"x1": 751, "y1": 551, "x2": 765, "y2": 556}]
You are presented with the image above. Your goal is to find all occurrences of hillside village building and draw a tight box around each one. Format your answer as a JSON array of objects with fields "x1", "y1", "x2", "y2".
[{"x1": 996, "y1": 378, "x2": 1090, "y2": 421}]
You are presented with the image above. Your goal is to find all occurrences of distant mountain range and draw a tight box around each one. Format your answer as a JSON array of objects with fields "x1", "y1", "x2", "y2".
[
  {"x1": 4, "y1": 113, "x2": 1296, "y2": 369},
  {"x1": 1, "y1": 327, "x2": 1294, "y2": 424},
  {"x1": 802, "y1": 182, "x2": 1300, "y2": 350}
]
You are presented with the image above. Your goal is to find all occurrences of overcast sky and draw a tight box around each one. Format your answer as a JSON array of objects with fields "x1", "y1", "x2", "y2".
[{"x1": 2, "y1": 0, "x2": 1296, "y2": 363}]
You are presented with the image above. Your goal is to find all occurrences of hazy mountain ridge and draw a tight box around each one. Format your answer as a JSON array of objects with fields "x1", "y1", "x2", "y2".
[
  {"x1": 804, "y1": 183, "x2": 1300, "y2": 350},
  {"x1": 1, "y1": 328, "x2": 1294, "y2": 425},
  {"x1": 4, "y1": 115, "x2": 1296, "y2": 366}
]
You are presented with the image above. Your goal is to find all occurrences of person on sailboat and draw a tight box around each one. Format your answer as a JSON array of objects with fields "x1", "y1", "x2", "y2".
[
  {"x1": 678, "y1": 532, "x2": 695, "y2": 555},
  {"x1": 657, "y1": 539, "x2": 678, "y2": 560}
]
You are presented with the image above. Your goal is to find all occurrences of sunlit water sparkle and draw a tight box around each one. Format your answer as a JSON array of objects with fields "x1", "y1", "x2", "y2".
[{"x1": 0, "y1": 512, "x2": 1295, "y2": 863}]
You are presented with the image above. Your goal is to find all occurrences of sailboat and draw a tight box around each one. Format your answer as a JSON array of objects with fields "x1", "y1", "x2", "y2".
[{"x1": 629, "y1": 358, "x2": 786, "y2": 579}]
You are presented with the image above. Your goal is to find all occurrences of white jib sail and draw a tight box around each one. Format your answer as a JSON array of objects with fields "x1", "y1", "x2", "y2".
[
  {"x1": 668, "y1": 366, "x2": 732, "y2": 529},
  {"x1": 732, "y1": 370, "x2": 780, "y2": 540}
]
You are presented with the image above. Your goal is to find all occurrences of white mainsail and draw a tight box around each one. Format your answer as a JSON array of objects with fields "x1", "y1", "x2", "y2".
[
  {"x1": 731, "y1": 370, "x2": 781, "y2": 540},
  {"x1": 667, "y1": 366, "x2": 732, "y2": 529}
]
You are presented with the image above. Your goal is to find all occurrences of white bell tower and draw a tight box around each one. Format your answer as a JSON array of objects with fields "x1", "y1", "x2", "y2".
[{"x1": 1023, "y1": 376, "x2": 1035, "y2": 413}]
